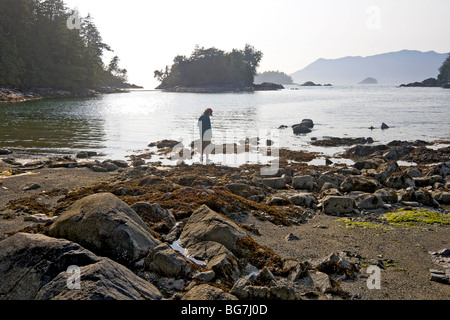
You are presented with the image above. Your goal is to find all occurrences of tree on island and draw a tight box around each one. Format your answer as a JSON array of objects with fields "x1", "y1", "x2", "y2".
[
  {"x1": 438, "y1": 53, "x2": 450, "y2": 82},
  {"x1": 255, "y1": 71, "x2": 294, "y2": 85},
  {"x1": 0, "y1": 0, "x2": 132, "y2": 90},
  {"x1": 154, "y1": 44, "x2": 263, "y2": 89}
]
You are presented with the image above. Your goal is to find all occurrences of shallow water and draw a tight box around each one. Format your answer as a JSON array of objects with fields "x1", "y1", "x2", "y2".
[{"x1": 1, "y1": 85, "x2": 449, "y2": 165}]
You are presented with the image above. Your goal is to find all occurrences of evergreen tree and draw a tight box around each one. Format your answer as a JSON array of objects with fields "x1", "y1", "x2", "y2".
[
  {"x1": 438, "y1": 53, "x2": 450, "y2": 82},
  {"x1": 0, "y1": 0, "x2": 129, "y2": 90}
]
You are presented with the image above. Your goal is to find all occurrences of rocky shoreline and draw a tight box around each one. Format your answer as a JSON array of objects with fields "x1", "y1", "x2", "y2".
[
  {"x1": 400, "y1": 78, "x2": 450, "y2": 89},
  {"x1": 0, "y1": 86, "x2": 137, "y2": 103},
  {"x1": 0, "y1": 136, "x2": 449, "y2": 301},
  {"x1": 158, "y1": 82, "x2": 284, "y2": 93}
]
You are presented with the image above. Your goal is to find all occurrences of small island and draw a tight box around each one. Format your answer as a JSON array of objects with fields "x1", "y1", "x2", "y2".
[
  {"x1": 154, "y1": 45, "x2": 283, "y2": 93},
  {"x1": 359, "y1": 77, "x2": 378, "y2": 84}
]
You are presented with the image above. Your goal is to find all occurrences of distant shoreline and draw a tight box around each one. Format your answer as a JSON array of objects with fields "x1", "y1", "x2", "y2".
[
  {"x1": 158, "y1": 82, "x2": 284, "y2": 93},
  {"x1": 0, "y1": 85, "x2": 142, "y2": 103}
]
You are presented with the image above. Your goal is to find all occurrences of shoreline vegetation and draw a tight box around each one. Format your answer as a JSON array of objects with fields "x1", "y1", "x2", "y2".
[{"x1": 1, "y1": 135, "x2": 449, "y2": 300}]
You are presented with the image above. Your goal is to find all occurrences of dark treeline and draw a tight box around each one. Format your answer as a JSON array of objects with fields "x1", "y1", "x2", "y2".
[
  {"x1": 154, "y1": 44, "x2": 263, "y2": 89},
  {"x1": 438, "y1": 53, "x2": 450, "y2": 82},
  {"x1": 255, "y1": 71, "x2": 294, "y2": 85},
  {"x1": 0, "y1": 0, "x2": 130, "y2": 90}
]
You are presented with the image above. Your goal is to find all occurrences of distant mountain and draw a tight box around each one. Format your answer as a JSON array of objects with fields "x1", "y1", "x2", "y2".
[{"x1": 291, "y1": 50, "x2": 448, "y2": 85}]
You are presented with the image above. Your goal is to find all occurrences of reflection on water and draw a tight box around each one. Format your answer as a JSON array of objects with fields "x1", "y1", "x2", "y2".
[{"x1": 0, "y1": 85, "x2": 449, "y2": 162}]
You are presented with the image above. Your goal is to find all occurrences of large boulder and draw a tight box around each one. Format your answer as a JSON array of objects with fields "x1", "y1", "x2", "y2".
[
  {"x1": 288, "y1": 193, "x2": 317, "y2": 208},
  {"x1": 49, "y1": 193, "x2": 160, "y2": 266},
  {"x1": 322, "y1": 196, "x2": 355, "y2": 215},
  {"x1": 0, "y1": 233, "x2": 162, "y2": 300},
  {"x1": 385, "y1": 172, "x2": 415, "y2": 189},
  {"x1": 179, "y1": 205, "x2": 247, "y2": 255}
]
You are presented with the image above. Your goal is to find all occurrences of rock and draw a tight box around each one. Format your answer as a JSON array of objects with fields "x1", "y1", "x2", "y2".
[
  {"x1": 24, "y1": 214, "x2": 57, "y2": 223},
  {"x1": 433, "y1": 192, "x2": 450, "y2": 204},
  {"x1": 179, "y1": 205, "x2": 247, "y2": 255},
  {"x1": 49, "y1": 193, "x2": 160, "y2": 266},
  {"x1": 385, "y1": 172, "x2": 416, "y2": 189},
  {"x1": 131, "y1": 202, "x2": 176, "y2": 228},
  {"x1": 292, "y1": 124, "x2": 312, "y2": 134},
  {"x1": 111, "y1": 160, "x2": 129, "y2": 168},
  {"x1": 322, "y1": 196, "x2": 355, "y2": 215},
  {"x1": 225, "y1": 183, "x2": 252, "y2": 198},
  {"x1": 0, "y1": 149, "x2": 12, "y2": 155},
  {"x1": 285, "y1": 233, "x2": 299, "y2": 241},
  {"x1": 407, "y1": 167, "x2": 423, "y2": 178},
  {"x1": 256, "y1": 267, "x2": 275, "y2": 284},
  {"x1": 400, "y1": 188, "x2": 439, "y2": 207},
  {"x1": 266, "y1": 196, "x2": 290, "y2": 206},
  {"x1": 381, "y1": 123, "x2": 390, "y2": 130},
  {"x1": 428, "y1": 162, "x2": 450, "y2": 178},
  {"x1": 0, "y1": 233, "x2": 162, "y2": 300},
  {"x1": 430, "y1": 270, "x2": 450, "y2": 284},
  {"x1": 261, "y1": 177, "x2": 286, "y2": 189},
  {"x1": 288, "y1": 193, "x2": 317, "y2": 208},
  {"x1": 309, "y1": 270, "x2": 333, "y2": 293},
  {"x1": 292, "y1": 175, "x2": 314, "y2": 191},
  {"x1": 313, "y1": 252, "x2": 360, "y2": 279},
  {"x1": 148, "y1": 139, "x2": 180, "y2": 149},
  {"x1": 340, "y1": 176, "x2": 380, "y2": 193},
  {"x1": 355, "y1": 194, "x2": 384, "y2": 210},
  {"x1": 186, "y1": 241, "x2": 240, "y2": 281},
  {"x1": 90, "y1": 165, "x2": 107, "y2": 172},
  {"x1": 374, "y1": 188, "x2": 399, "y2": 203},
  {"x1": 374, "y1": 162, "x2": 401, "y2": 183},
  {"x1": 193, "y1": 270, "x2": 216, "y2": 282},
  {"x1": 145, "y1": 243, "x2": 191, "y2": 278},
  {"x1": 299, "y1": 119, "x2": 314, "y2": 128},
  {"x1": 182, "y1": 284, "x2": 238, "y2": 300},
  {"x1": 22, "y1": 183, "x2": 41, "y2": 191},
  {"x1": 317, "y1": 173, "x2": 344, "y2": 190}
]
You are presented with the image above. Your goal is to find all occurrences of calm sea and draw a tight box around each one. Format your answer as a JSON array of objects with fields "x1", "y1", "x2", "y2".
[{"x1": 1, "y1": 85, "x2": 449, "y2": 165}]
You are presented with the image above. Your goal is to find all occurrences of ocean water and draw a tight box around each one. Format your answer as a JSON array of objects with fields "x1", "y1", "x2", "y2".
[{"x1": 1, "y1": 85, "x2": 449, "y2": 165}]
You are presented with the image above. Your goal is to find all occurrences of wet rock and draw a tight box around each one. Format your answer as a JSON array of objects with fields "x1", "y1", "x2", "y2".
[
  {"x1": 148, "y1": 140, "x2": 180, "y2": 149},
  {"x1": 0, "y1": 233, "x2": 162, "y2": 300},
  {"x1": 292, "y1": 124, "x2": 312, "y2": 134},
  {"x1": 322, "y1": 196, "x2": 355, "y2": 215},
  {"x1": 340, "y1": 176, "x2": 380, "y2": 193},
  {"x1": 292, "y1": 175, "x2": 314, "y2": 191},
  {"x1": 131, "y1": 202, "x2": 176, "y2": 228},
  {"x1": 381, "y1": 123, "x2": 390, "y2": 130},
  {"x1": 179, "y1": 205, "x2": 247, "y2": 255},
  {"x1": 182, "y1": 284, "x2": 238, "y2": 300},
  {"x1": 354, "y1": 159, "x2": 383, "y2": 170},
  {"x1": 427, "y1": 162, "x2": 450, "y2": 178},
  {"x1": 49, "y1": 193, "x2": 160, "y2": 266}
]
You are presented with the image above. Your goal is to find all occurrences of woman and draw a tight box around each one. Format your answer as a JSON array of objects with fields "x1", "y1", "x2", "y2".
[{"x1": 198, "y1": 108, "x2": 213, "y2": 163}]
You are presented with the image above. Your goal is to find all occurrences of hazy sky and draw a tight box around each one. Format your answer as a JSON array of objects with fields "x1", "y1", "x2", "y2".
[{"x1": 63, "y1": 0, "x2": 450, "y2": 89}]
